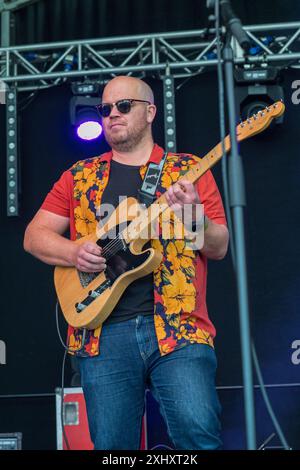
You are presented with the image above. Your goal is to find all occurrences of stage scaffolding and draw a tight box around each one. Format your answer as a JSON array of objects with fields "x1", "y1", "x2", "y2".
[{"x1": 1, "y1": 22, "x2": 300, "y2": 90}]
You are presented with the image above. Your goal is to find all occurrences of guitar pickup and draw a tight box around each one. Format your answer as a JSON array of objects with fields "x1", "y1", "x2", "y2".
[
  {"x1": 75, "y1": 302, "x2": 86, "y2": 313},
  {"x1": 75, "y1": 279, "x2": 111, "y2": 314},
  {"x1": 89, "y1": 290, "x2": 100, "y2": 299}
]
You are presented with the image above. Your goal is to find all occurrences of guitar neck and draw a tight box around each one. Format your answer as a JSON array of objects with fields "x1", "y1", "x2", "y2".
[
  {"x1": 122, "y1": 100, "x2": 285, "y2": 243},
  {"x1": 174, "y1": 135, "x2": 231, "y2": 186},
  {"x1": 123, "y1": 135, "x2": 231, "y2": 243}
]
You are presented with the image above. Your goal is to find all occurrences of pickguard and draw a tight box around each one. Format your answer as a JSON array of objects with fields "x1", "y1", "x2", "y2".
[{"x1": 97, "y1": 224, "x2": 150, "y2": 283}]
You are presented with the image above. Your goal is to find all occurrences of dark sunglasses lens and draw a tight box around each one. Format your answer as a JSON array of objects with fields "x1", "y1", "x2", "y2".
[
  {"x1": 99, "y1": 104, "x2": 112, "y2": 117},
  {"x1": 117, "y1": 100, "x2": 131, "y2": 114}
]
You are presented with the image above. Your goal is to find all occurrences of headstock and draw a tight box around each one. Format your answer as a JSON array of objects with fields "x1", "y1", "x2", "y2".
[{"x1": 237, "y1": 101, "x2": 285, "y2": 141}]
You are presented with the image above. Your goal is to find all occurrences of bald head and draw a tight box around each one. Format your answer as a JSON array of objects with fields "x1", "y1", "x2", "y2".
[
  {"x1": 100, "y1": 75, "x2": 157, "y2": 153},
  {"x1": 102, "y1": 76, "x2": 154, "y2": 104}
]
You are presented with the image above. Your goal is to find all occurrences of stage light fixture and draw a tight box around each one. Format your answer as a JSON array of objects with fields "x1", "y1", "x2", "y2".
[
  {"x1": 75, "y1": 105, "x2": 102, "y2": 141},
  {"x1": 71, "y1": 82, "x2": 100, "y2": 96},
  {"x1": 6, "y1": 86, "x2": 19, "y2": 216},
  {"x1": 163, "y1": 75, "x2": 177, "y2": 152},
  {"x1": 70, "y1": 82, "x2": 102, "y2": 141},
  {"x1": 234, "y1": 66, "x2": 284, "y2": 124}
]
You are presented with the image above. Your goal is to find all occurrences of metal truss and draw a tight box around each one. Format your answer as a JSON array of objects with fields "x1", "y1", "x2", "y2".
[
  {"x1": 1, "y1": 21, "x2": 300, "y2": 90},
  {"x1": 0, "y1": 0, "x2": 40, "y2": 12}
]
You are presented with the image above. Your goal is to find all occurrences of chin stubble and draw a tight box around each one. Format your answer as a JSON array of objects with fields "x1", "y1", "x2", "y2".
[{"x1": 105, "y1": 124, "x2": 149, "y2": 152}]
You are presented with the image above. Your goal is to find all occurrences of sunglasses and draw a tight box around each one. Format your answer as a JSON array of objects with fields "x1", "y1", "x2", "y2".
[{"x1": 96, "y1": 98, "x2": 151, "y2": 118}]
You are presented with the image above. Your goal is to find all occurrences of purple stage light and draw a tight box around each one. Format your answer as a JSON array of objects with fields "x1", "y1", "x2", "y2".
[{"x1": 77, "y1": 120, "x2": 103, "y2": 141}]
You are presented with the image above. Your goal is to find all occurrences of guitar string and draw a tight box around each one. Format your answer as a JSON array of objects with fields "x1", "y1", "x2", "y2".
[
  {"x1": 97, "y1": 207, "x2": 154, "y2": 258},
  {"x1": 94, "y1": 161, "x2": 210, "y2": 260},
  {"x1": 101, "y1": 219, "x2": 153, "y2": 259},
  {"x1": 101, "y1": 237, "x2": 124, "y2": 259},
  {"x1": 84, "y1": 112, "x2": 276, "y2": 275},
  {"x1": 81, "y1": 237, "x2": 130, "y2": 288},
  {"x1": 78, "y1": 223, "x2": 147, "y2": 284},
  {"x1": 92, "y1": 163, "x2": 205, "y2": 260},
  {"x1": 85, "y1": 153, "x2": 236, "y2": 280},
  {"x1": 97, "y1": 187, "x2": 191, "y2": 260},
  {"x1": 96, "y1": 217, "x2": 137, "y2": 257},
  {"x1": 96, "y1": 109, "x2": 275, "y2": 259},
  {"x1": 95, "y1": 174, "x2": 203, "y2": 259}
]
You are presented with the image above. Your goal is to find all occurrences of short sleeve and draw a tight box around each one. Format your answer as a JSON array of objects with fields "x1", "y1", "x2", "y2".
[
  {"x1": 196, "y1": 170, "x2": 227, "y2": 226},
  {"x1": 41, "y1": 170, "x2": 72, "y2": 218}
]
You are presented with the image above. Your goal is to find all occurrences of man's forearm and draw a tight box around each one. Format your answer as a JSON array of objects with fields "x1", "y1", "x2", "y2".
[
  {"x1": 24, "y1": 226, "x2": 77, "y2": 267},
  {"x1": 200, "y1": 217, "x2": 229, "y2": 260}
]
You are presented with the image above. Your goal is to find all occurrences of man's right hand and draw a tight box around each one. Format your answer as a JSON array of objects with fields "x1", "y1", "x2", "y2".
[{"x1": 73, "y1": 242, "x2": 107, "y2": 273}]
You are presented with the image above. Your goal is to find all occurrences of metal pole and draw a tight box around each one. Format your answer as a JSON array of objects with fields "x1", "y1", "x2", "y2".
[
  {"x1": 0, "y1": 21, "x2": 299, "y2": 52},
  {"x1": 223, "y1": 33, "x2": 256, "y2": 449},
  {"x1": 1, "y1": 10, "x2": 10, "y2": 47}
]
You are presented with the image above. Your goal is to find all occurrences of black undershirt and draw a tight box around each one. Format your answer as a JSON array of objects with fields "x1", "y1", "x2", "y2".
[{"x1": 101, "y1": 159, "x2": 154, "y2": 324}]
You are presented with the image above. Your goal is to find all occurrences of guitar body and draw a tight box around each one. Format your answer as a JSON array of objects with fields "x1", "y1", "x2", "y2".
[{"x1": 54, "y1": 197, "x2": 162, "y2": 329}]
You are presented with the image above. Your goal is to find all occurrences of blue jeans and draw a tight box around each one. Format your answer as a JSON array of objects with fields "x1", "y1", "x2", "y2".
[{"x1": 76, "y1": 314, "x2": 222, "y2": 450}]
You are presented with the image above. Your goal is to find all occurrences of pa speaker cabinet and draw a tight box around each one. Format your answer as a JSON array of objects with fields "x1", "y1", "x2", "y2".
[
  {"x1": 55, "y1": 387, "x2": 148, "y2": 450},
  {"x1": 56, "y1": 387, "x2": 93, "y2": 450}
]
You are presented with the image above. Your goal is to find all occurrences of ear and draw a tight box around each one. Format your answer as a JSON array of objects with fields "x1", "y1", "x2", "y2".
[{"x1": 146, "y1": 104, "x2": 157, "y2": 124}]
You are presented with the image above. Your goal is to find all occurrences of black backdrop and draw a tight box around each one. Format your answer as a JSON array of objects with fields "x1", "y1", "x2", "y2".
[
  {"x1": 13, "y1": 0, "x2": 297, "y2": 45},
  {"x1": 0, "y1": 0, "x2": 300, "y2": 450}
]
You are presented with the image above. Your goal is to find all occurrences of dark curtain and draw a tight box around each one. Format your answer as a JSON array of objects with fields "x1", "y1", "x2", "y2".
[{"x1": 13, "y1": 0, "x2": 298, "y2": 45}]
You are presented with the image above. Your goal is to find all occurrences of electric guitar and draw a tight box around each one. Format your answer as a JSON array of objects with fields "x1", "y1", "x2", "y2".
[{"x1": 54, "y1": 101, "x2": 285, "y2": 329}]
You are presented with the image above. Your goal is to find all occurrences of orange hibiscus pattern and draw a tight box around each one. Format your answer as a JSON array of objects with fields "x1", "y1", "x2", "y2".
[{"x1": 66, "y1": 152, "x2": 214, "y2": 357}]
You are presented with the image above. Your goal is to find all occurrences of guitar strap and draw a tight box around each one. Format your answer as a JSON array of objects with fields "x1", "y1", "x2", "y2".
[{"x1": 137, "y1": 152, "x2": 168, "y2": 207}]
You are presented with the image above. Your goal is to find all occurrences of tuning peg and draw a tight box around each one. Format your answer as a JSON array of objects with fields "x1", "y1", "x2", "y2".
[{"x1": 247, "y1": 118, "x2": 251, "y2": 124}]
